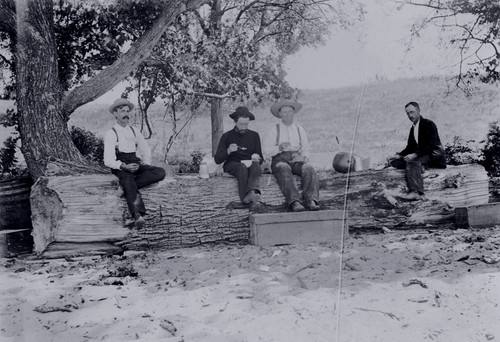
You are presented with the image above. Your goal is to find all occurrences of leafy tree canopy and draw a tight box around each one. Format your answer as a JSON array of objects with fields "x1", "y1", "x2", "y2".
[{"x1": 403, "y1": 0, "x2": 500, "y2": 90}]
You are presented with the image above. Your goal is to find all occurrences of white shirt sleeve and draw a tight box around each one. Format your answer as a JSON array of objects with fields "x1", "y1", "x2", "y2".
[
  {"x1": 136, "y1": 130, "x2": 152, "y2": 165},
  {"x1": 103, "y1": 130, "x2": 122, "y2": 170}
]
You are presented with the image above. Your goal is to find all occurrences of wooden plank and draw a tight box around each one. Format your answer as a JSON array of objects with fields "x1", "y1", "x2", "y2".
[
  {"x1": 41, "y1": 242, "x2": 123, "y2": 259},
  {"x1": 249, "y1": 210, "x2": 346, "y2": 246},
  {"x1": 0, "y1": 229, "x2": 33, "y2": 257},
  {"x1": 466, "y1": 202, "x2": 500, "y2": 228}
]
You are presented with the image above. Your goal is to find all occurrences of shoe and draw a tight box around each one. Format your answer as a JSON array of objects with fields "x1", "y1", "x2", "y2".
[
  {"x1": 249, "y1": 201, "x2": 263, "y2": 212},
  {"x1": 133, "y1": 212, "x2": 145, "y2": 229},
  {"x1": 403, "y1": 191, "x2": 423, "y2": 201},
  {"x1": 243, "y1": 190, "x2": 259, "y2": 204},
  {"x1": 290, "y1": 201, "x2": 306, "y2": 212},
  {"x1": 306, "y1": 200, "x2": 320, "y2": 211}
]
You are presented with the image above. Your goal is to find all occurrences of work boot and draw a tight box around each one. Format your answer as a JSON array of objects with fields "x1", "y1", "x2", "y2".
[
  {"x1": 133, "y1": 212, "x2": 145, "y2": 229},
  {"x1": 306, "y1": 200, "x2": 320, "y2": 211},
  {"x1": 290, "y1": 201, "x2": 306, "y2": 212},
  {"x1": 243, "y1": 190, "x2": 258, "y2": 204},
  {"x1": 249, "y1": 200, "x2": 263, "y2": 212}
]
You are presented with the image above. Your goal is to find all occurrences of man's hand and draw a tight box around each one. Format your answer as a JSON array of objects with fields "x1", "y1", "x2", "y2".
[
  {"x1": 251, "y1": 153, "x2": 261, "y2": 162},
  {"x1": 404, "y1": 153, "x2": 418, "y2": 161},
  {"x1": 278, "y1": 142, "x2": 291, "y2": 151},
  {"x1": 121, "y1": 163, "x2": 140, "y2": 173},
  {"x1": 279, "y1": 142, "x2": 300, "y2": 152},
  {"x1": 227, "y1": 143, "x2": 238, "y2": 154}
]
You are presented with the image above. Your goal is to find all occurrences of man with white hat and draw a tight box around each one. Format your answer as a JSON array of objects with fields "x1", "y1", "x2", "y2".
[
  {"x1": 103, "y1": 98, "x2": 166, "y2": 229},
  {"x1": 214, "y1": 106, "x2": 264, "y2": 211},
  {"x1": 263, "y1": 100, "x2": 320, "y2": 212}
]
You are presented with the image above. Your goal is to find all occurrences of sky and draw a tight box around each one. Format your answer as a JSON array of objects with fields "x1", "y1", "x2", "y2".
[
  {"x1": 94, "y1": 0, "x2": 461, "y2": 102},
  {"x1": 285, "y1": 0, "x2": 459, "y2": 89}
]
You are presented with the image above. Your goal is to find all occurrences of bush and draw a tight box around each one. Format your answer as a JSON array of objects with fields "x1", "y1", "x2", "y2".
[
  {"x1": 0, "y1": 136, "x2": 19, "y2": 178},
  {"x1": 70, "y1": 126, "x2": 104, "y2": 164},
  {"x1": 168, "y1": 150, "x2": 205, "y2": 173},
  {"x1": 482, "y1": 121, "x2": 500, "y2": 177},
  {"x1": 444, "y1": 136, "x2": 484, "y2": 166}
]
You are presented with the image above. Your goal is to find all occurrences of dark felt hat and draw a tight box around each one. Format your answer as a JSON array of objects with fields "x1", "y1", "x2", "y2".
[
  {"x1": 270, "y1": 99, "x2": 303, "y2": 118},
  {"x1": 109, "y1": 98, "x2": 134, "y2": 113},
  {"x1": 229, "y1": 106, "x2": 255, "y2": 121}
]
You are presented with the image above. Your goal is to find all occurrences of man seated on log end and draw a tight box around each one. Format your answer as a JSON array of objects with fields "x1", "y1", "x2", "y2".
[
  {"x1": 263, "y1": 99, "x2": 320, "y2": 212},
  {"x1": 388, "y1": 101, "x2": 446, "y2": 201},
  {"x1": 104, "y1": 98, "x2": 166, "y2": 229},
  {"x1": 214, "y1": 106, "x2": 264, "y2": 212}
]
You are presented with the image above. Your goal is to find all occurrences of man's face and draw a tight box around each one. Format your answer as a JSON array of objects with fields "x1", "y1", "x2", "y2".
[
  {"x1": 113, "y1": 105, "x2": 131, "y2": 126},
  {"x1": 235, "y1": 116, "x2": 250, "y2": 133},
  {"x1": 280, "y1": 106, "x2": 295, "y2": 125},
  {"x1": 405, "y1": 105, "x2": 420, "y2": 124}
]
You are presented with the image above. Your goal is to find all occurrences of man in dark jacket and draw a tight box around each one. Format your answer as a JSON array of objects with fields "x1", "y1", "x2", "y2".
[
  {"x1": 389, "y1": 101, "x2": 446, "y2": 200},
  {"x1": 214, "y1": 106, "x2": 264, "y2": 211}
]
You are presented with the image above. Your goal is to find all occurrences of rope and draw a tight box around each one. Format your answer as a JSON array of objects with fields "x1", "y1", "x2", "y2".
[{"x1": 335, "y1": 81, "x2": 366, "y2": 342}]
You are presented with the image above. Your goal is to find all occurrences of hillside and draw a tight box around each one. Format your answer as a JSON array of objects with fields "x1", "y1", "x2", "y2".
[{"x1": 3, "y1": 76, "x2": 499, "y2": 170}]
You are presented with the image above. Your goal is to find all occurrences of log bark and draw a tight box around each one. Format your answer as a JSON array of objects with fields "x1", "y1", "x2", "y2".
[{"x1": 30, "y1": 164, "x2": 489, "y2": 256}]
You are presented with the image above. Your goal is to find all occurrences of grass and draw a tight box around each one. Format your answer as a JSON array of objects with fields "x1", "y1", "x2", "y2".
[{"x1": 3, "y1": 76, "x2": 500, "y2": 170}]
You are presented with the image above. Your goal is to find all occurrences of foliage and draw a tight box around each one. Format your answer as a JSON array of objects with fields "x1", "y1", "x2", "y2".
[
  {"x1": 444, "y1": 136, "x2": 484, "y2": 165},
  {"x1": 169, "y1": 150, "x2": 205, "y2": 173},
  {"x1": 482, "y1": 121, "x2": 500, "y2": 177},
  {"x1": 0, "y1": 136, "x2": 19, "y2": 177},
  {"x1": 69, "y1": 126, "x2": 104, "y2": 165},
  {"x1": 0, "y1": 108, "x2": 20, "y2": 177},
  {"x1": 405, "y1": 0, "x2": 500, "y2": 91},
  {"x1": 125, "y1": 0, "x2": 363, "y2": 140}
]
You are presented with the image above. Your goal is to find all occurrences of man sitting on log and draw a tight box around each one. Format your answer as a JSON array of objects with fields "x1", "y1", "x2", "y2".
[
  {"x1": 214, "y1": 106, "x2": 264, "y2": 212},
  {"x1": 263, "y1": 99, "x2": 320, "y2": 212},
  {"x1": 104, "y1": 98, "x2": 166, "y2": 228},
  {"x1": 388, "y1": 101, "x2": 446, "y2": 200}
]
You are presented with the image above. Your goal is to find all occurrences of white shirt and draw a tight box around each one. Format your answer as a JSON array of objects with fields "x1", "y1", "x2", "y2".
[
  {"x1": 413, "y1": 119, "x2": 420, "y2": 144},
  {"x1": 103, "y1": 123, "x2": 151, "y2": 169},
  {"x1": 263, "y1": 122, "x2": 311, "y2": 159}
]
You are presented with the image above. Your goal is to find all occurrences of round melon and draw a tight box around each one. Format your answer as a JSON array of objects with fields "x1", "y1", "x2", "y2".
[{"x1": 333, "y1": 152, "x2": 356, "y2": 173}]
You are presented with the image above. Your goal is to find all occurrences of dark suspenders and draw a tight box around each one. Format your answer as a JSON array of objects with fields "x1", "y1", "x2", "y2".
[
  {"x1": 275, "y1": 124, "x2": 302, "y2": 149},
  {"x1": 112, "y1": 126, "x2": 137, "y2": 153}
]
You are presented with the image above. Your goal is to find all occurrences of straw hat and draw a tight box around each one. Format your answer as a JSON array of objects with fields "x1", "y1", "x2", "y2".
[
  {"x1": 270, "y1": 99, "x2": 303, "y2": 118},
  {"x1": 109, "y1": 98, "x2": 134, "y2": 113}
]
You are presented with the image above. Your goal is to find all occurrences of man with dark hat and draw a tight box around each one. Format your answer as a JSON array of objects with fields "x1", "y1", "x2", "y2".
[
  {"x1": 263, "y1": 99, "x2": 320, "y2": 212},
  {"x1": 104, "y1": 98, "x2": 166, "y2": 228},
  {"x1": 214, "y1": 106, "x2": 264, "y2": 211},
  {"x1": 388, "y1": 101, "x2": 446, "y2": 200}
]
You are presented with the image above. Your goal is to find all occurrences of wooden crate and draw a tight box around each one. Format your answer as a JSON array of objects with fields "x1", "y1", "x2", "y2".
[
  {"x1": 0, "y1": 229, "x2": 33, "y2": 257},
  {"x1": 249, "y1": 210, "x2": 346, "y2": 246},
  {"x1": 466, "y1": 203, "x2": 500, "y2": 228}
]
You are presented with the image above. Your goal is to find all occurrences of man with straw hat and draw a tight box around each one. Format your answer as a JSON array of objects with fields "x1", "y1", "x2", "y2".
[
  {"x1": 263, "y1": 99, "x2": 320, "y2": 212},
  {"x1": 214, "y1": 106, "x2": 264, "y2": 212},
  {"x1": 103, "y1": 98, "x2": 166, "y2": 229}
]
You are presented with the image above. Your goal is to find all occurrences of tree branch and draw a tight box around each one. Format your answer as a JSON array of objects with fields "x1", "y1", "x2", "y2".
[
  {"x1": 61, "y1": 0, "x2": 209, "y2": 118},
  {"x1": 193, "y1": 91, "x2": 231, "y2": 99}
]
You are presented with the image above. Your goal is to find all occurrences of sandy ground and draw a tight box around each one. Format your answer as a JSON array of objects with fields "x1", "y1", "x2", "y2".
[{"x1": 1, "y1": 227, "x2": 500, "y2": 342}]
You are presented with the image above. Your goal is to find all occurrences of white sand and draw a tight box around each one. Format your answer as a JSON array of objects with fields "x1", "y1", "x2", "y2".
[{"x1": 1, "y1": 228, "x2": 500, "y2": 341}]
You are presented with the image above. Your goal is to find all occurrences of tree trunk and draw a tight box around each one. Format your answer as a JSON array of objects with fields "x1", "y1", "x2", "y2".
[
  {"x1": 11, "y1": 0, "x2": 209, "y2": 179},
  {"x1": 15, "y1": 0, "x2": 85, "y2": 179},
  {"x1": 30, "y1": 164, "x2": 489, "y2": 257},
  {"x1": 210, "y1": 97, "x2": 223, "y2": 156}
]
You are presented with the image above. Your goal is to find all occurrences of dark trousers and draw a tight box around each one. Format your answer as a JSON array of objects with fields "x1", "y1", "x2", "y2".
[
  {"x1": 112, "y1": 153, "x2": 166, "y2": 216},
  {"x1": 271, "y1": 156, "x2": 319, "y2": 207},
  {"x1": 390, "y1": 152, "x2": 446, "y2": 194},
  {"x1": 224, "y1": 161, "x2": 261, "y2": 202}
]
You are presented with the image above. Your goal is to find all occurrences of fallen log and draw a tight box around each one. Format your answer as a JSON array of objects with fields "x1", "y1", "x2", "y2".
[{"x1": 30, "y1": 164, "x2": 489, "y2": 256}]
